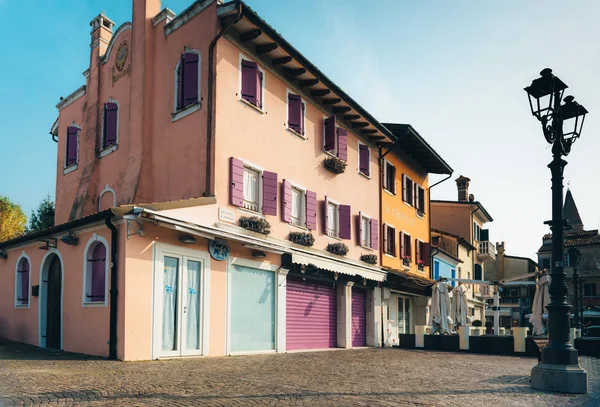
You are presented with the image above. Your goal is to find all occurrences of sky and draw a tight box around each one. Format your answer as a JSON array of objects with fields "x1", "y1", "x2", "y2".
[{"x1": 1, "y1": 0, "x2": 599, "y2": 259}]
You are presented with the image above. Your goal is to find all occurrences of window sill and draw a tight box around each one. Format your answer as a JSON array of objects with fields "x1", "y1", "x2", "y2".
[
  {"x1": 403, "y1": 201, "x2": 414, "y2": 209},
  {"x1": 416, "y1": 212, "x2": 425, "y2": 220},
  {"x1": 289, "y1": 222, "x2": 309, "y2": 231},
  {"x1": 384, "y1": 253, "x2": 396, "y2": 258},
  {"x1": 358, "y1": 171, "x2": 371, "y2": 180},
  {"x1": 360, "y1": 245, "x2": 373, "y2": 251},
  {"x1": 172, "y1": 102, "x2": 201, "y2": 122},
  {"x1": 323, "y1": 150, "x2": 342, "y2": 160},
  {"x1": 383, "y1": 189, "x2": 396, "y2": 197},
  {"x1": 239, "y1": 98, "x2": 265, "y2": 114},
  {"x1": 286, "y1": 127, "x2": 307, "y2": 140},
  {"x1": 401, "y1": 264, "x2": 411, "y2": 271},
  {"x1": 237, "y1": 207, "x2": 265, "y2": 218},
  {"x1": 14, "y1": 304, "x2": 30, "y2": 309},
  {"x1": 63, "y1": 164, "x2": 78, "y2": 175},
  {"x1": 98, "y1": 144, "x2": 118, "y2": 158},
  {"x1": 326, "y1": 233, "x2": 342, "y2": 241},
  {"x1": 82, "y1": 302, "x2": 108, "y2": 308}
]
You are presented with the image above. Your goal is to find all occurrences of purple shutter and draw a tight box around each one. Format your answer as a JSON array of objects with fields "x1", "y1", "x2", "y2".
[
  {"x1": 241, "y1": 60, "x2": 258, "y2": 106},
  {"x1": 359, "y1": 144, "x2": 369, "y2": 175},
  {"x1": 357, "y1": 212, "x2": 363, "y2": 245},
  {"x1": 338, "y1": 204, "x2": 351, "y2": 240},
  {"x1": 262, "y1": 171, "x2": 278, "y2": 216},
  {"x1": 400, "y1": 231, "x2": 405, "y2": 258},
  {"x1": 324, "y1": 116, "x2": 336, "y2": 151},
  {"x1": 390, "y1": 164, "x2": 397, "y2": 194},
  {"x1": 182, "y1": 52, "x2": 199, "y2": 108},
  {"x1": 66, "y1": 126, "x2": 78, "y2": 166},
  {"x1": 288, "y1": 94, "x2": 302, "y2": 133},
  {"x1": 370, "y1": 219, "x2": 379, "y2": 250},
  {"x1": 19, "y1": 259, "x2": 29, "y2": 305},
  {"x1": 337, "y1": 128, "x2": 348, "y2": 161},
  {"x1": 306, "y1": 190, "x2": 317, "y2": 230},
  {"x1": 383, "y1": 224, "x2": 388, "y2": 254},
  {"x1": 257, "y1": 69, "x2": 263, "y2": 109},
  {"x1": 91, "y1": 244, "x2": 106, "y2": 302},
  {"x1": 323, "y1": 196, "x2": 329, "y2": 234},
  {"x1": 177, "y1": 54, "x2": 185, "y2": 110},
  {"x1": 104, "y1": 102, "x2": 118, "y2": 147},
  {"x1": 282, "y1": 179, "x2": 292, "y2": 222},
  {"x1": 300, "y1": 102, "x2": 305, "y2": 135},
  {"x1": 230, "y1": 157, "x2": 244, "y2": 207},
  {"x1": 423, "y1": 242, "x2": 431, "y2": 266}
]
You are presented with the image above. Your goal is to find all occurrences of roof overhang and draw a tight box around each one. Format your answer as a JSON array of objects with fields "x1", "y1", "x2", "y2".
[
  {"x1": 382, "y1": 123, "x2": 453, "y2": 175},
  {"x1": 217, "y1": 1, "x2": 396, "y2": 145},
  {"x1": 431, "y1": 200, "x2": 494, "y2": 223}
]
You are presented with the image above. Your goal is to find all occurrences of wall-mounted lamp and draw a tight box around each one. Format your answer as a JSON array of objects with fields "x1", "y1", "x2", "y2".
[
  {"x1": 252, "y1": 250, "x2": 266, "y2": 258},
  {"x1": 333, "y1": 272, "x2": 339, "y2": 281},
  {"x1": 0, "y1": 249, "x2": 7, "y2": 259},
  {"x1": 179, "y1": 234, "x2": 196, "y2": 244},
  {"x1": 60, "y1": 231, "x2": 79, "y2": 246},
  {"x1": 39, "y1": 238, "x2": 57, "y2": 251}
]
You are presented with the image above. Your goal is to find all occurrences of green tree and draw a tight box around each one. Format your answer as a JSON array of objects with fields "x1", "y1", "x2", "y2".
[
  {"x1": 0, "y1": 196, "x2": 27, "y2": 242},
  {"x1": 28, "y1": 195, "x2": 55, "y2": 233}
]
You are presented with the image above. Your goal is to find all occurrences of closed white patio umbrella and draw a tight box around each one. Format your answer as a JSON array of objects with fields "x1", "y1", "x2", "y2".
[
  {"x1": 451, "y1": 284, "x2": 469, "y2": 329},
  {"x1": 430, "y1": 282, "x2": 453, "y2": 334},
  {"x1": 529, "y1": 274, "x2": 551, "y2": 336}
]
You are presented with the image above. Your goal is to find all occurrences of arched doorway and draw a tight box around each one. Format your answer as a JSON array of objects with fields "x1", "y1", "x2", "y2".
[{"x1": 39, "y1": 251, "x2": 63, "y2": 349}]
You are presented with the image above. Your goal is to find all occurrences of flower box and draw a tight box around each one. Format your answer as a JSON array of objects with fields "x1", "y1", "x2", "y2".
[
  {"x1": 327, "y1": 242, "x2": 349, "y2": 256},
  {"x1": 239, "y1": 216, "x2": 271, "y2": 235},
  {"x1": 402, "y1": 257, "x2": 411, "y2": 267},
  {"x1": 360, "y1": 254, "x2": 378, "y2": 265},
  {"x1": 323, "y1": 156, "x2": 347, "y2": 174},
  {"x1": 288, "y1": 231, "x2": 315, "y2": 247}
]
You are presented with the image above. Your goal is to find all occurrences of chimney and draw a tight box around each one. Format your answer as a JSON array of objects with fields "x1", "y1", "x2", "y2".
[
  {"x1": 455, "y1": 175, "x2": 471, "y2": 202},
  {"x1": 496, "y1": 241, "x2": 505, "y2": 280},
  {"x1": 90, "y1": 12, "x2": 115, "y2": 58}
]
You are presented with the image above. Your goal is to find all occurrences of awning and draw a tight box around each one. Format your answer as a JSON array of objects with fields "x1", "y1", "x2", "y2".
[{"x1": 291, "y1": 252, "x2": 386, "y2": 282}]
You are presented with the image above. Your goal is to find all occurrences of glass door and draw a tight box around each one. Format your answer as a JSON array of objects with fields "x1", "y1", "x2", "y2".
[
  {"x1": 155, "y1": 250, "x2": 204, "y2": 358},
  {"x1": 397, "y1": 297, "x2": 411, "y2": 334}
]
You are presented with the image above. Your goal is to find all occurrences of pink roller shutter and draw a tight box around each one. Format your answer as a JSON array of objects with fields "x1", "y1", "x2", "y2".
[
  {"x1": 337, "y1": 128, "x2": 348, "y2": 161},
  {"x1": 103, "y1": 102, "x2": 118, "y2": 148},
  {"x1": 177, "y1": 54, "x2": 184, "y2": 110},
  {"x1": 241, "y1": 60, "x2": 258, "y2": 106},
  {"x1": 288, "y1": 94, "x2": 302, "y2": 133},
  {"x1": 351, "y1": 287, "x2": 367, "y2": 347},
  {"x1": 323, "y1": 196, "x2": 329, "y2": 234},
  {"x1": 305, "y1": 190, "x2": 317, "y2": 230},
  {"x1": 66, "y1": 126, "x2": 78, "y2": 166},
  {"x1": 262, "y1": 171, "x2": 278, "y2": 216},
  {"x1": 338, "y1": 204, "x2": 351, "y2": 240},
  {"x1": 90, "y1": 244, "x2": 106, "y2": 302},
  {"x1": 229, "y1": 157, "x2": 244, "y2": 207},
  {"x1": 370, "y1": 218, "x2": 379, "y2": 250},
  {"x1": 18, "y1": 259, "x2": 29, "y2": 305},
  {"x1": 359, "y1": 144, "x2": 369, "y2": 175},
  {"x1": 182, "y1": 52, "x2": 199, "y2": 108},
  {"x1": 324, "y1": 116, "x2": 336, "y2": 152},
  {"x1": 282, "y1": 179, "x2": 292, "y2": 222},
  {"x1": 286, "y1": 277, "x2": 337, "y2": 350}
]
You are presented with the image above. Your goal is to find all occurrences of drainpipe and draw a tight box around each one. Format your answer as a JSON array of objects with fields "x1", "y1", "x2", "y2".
[
  {"x1": 204, "y1": 4, "x2": 243, "y2": 197},
  {"x1": 428, "y1": 173, "x2": 452, "y2": 277},
  {"x1": 105, "y1": 215, "x2": 118, "y2": 360}
]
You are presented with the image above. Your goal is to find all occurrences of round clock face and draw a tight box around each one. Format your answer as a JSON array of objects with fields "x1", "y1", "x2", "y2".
[
  {"x1": 209, "y1": 240, "x2": 229, "y2": 261},
  {"x1": 115, "y1": 41, "x2": 128, "y2": 72}
]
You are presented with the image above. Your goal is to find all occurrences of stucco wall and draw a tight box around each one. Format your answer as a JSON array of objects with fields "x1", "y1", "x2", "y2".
[{"x1": 431, "y1": 203, "x2": 471, "y2": 242}]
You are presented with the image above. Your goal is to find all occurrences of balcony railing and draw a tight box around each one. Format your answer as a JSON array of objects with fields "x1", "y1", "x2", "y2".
[{"x1": 477, "y1": 240, "x2": 496, "y2": 260}]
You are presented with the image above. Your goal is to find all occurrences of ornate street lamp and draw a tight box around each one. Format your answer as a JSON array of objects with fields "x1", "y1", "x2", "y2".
[
  {"x1": 525, "y1": 69, "x2": 588, "y2": 393},
  {"x1": 568, "y1": 247, "x2": 582, "y2": 331}
]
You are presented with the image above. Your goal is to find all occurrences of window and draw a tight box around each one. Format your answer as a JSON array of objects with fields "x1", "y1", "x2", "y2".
[
  {"x1": 584, "y1": 283, "x2": 596, "y2": 297},
  {"x1": 563, "y1": 252, "x2": 570, "y2": 268},
  {"x1": 400, "y1": 232, "x2": 412, "y2": 261},
  {"x1": 84, "y1": 239, "x2": 108, "y2": 304},
  {"x1": 241, "y1": 58, "x2": 263, "y2": 109},
  {"x1": 474, "y1": 264, "x2": 483, "y2": 280},
  {"x1": 541, "y1": 258, "x2": 551, "y2": 270},
  {"x1": 15, "y1": 256, "x2": 30, "y2": 307},
  {"x1": 323, "y1": 116, "x2": 347, "y2": 161},
  {"x1": 326, "y1": 200, "x2": 338, "y2": 237},
  {"x1": 416, "y1": 240, "x2": 425, "y2": 263},
  {"x1": 360, "y1": 214, "x2": 370, "y2": 247},
  {"x1": 102, "y1": 101, "x2": 118, "y2": 150},
  {"x1": 383, "y1": 160, "x2": 396, "y2": 194},
  {"x1": 402, "y1": 175, "x2": 414, "y2": 205},
  {"x1": 473, "y1": 223, "x2": 481, "y2": 242},
  {"x1": 230, "y1": 158, "x2": 278, "y2": 216},
  {"x1": 176, "y1": 52, "x2": 200, "y2": 111},
  {"x1": 415, "y1": 184, "x2": 425, "y2": 215},
  {"x1": 384, "y1": 224, "x2": 396, "y2": 256},
  {"x1": 287, "y1": 92, "x2": 305, "y2": 135},
  {"x1": 290, "y1": 186, "x2": 305, "y2": 226},
  {"x1": 358, "y1": 143, "x2": 370, "y2": 177},
  {"x1": 65, "y1": 126, "x2": 79, "y2": 168}
]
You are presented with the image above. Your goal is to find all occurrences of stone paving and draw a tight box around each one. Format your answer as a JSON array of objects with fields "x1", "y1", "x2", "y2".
[{"x1": 0, "y1": 340, "x2": 598, "y2": 406}]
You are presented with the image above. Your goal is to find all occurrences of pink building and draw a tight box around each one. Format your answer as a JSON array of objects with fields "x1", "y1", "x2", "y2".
[{"x1": 0, "y1": 0, "x2": 450, "y2": 360}]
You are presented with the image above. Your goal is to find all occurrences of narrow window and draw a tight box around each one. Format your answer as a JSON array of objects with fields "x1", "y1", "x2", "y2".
[
  {"x1": 384, "y1": 161, "x2": 396, "y2": 193},
  {"x1": 290, "y1": 186, "x2": 305, "y2": 226},
  {"x1": 360, "y1": 215, "x2": 370, "y2": 247},
  {"x1": 327, "y1": 201, "x2": 339, "y2": 237},
  {"x1": 243, "y1": 166, "x2": 260, "y2": 212},
  {"x1": 85, "y1": 242, "x2": 107, "y2": 303},
  {"x1": 66, "y1": 126, "x2": 79, "y2": 167},
  {"x1": 176, "y1": 52, "x2": 200, "y2": 111},
  {"x1": 102, "y1": 102, "x2": 118, "y2": 149},
  {"x1": 16, "y1": 257, "x2": 30, "y2": 307},
  {"x1": 385, "y1": 225, "x2": 396, "y2": 256},
  {"x1": 359, "y1": 143, "x2": 370, "y2": 176},
  {"x1": 241, "y1": 59, "x2": 263, "y2": 109},
  {"x1": 324, "y1": 116, "x2": 337, "y2": 154},
  {"x1": 403, "y1": 175, "x2": 414, "y2": 205},
  {"x1": 288, "y1": 93, "x2": 304, "y2": 135},
  {"x1": 417, "y1": 185, "x2": 425, "y2": 215}
]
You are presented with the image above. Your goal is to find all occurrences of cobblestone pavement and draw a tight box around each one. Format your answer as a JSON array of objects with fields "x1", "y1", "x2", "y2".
[{"x1": 0, "y1": 340, "x2": 598, "y2": 407}]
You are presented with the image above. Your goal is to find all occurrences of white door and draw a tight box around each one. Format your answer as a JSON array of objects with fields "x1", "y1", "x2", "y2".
[{"x1": 154, "y1": 249, "x2": 204, "y2": 358}]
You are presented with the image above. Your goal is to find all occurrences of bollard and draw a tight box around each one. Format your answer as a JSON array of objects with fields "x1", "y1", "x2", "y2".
[
  {"x1": 513, "y1": 327, "x2": 529, "y2": 353},
  {"x1": 415, "y1": 325, "x2": 428, "y2": 348}
]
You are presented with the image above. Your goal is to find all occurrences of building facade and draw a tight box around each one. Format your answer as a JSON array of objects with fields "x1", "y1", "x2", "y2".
[{"x1": 0, "y1": 0, "x2": 451, "y2": 360}]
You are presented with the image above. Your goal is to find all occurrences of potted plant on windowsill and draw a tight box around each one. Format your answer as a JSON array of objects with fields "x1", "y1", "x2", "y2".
[
  {"x1": 327, "y1": 242, "x2": 349, "y2": 256},
  {"x1": 288, "y1": 231, "x2": 315, "y2": 247},
  {"x1": 417, "y1": 259, "x2": 425, "y2": 271},
  {"x1": 239, "y1": 216, "x2": 271, "y2": 235},
  {"x1": 360, "y1": 254, "x2": 378, "y2": 265},
  {"x1": 323, "y1": 156, "x2": 347, "y2": 174},
  {"x1": 402, "y1": 256, "x2": 411, "y2": 267}
]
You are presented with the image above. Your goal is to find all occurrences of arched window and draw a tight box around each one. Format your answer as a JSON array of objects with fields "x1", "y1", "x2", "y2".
[
  {"x1": 15, "y1": 256, "x2": 30, "y2": 307},
  {"x1": 173, "y1": 51, "x2": 201, "y2": 119},
  {"x1": 84, "y1": 240, "x2": 107, "y2": 304}
]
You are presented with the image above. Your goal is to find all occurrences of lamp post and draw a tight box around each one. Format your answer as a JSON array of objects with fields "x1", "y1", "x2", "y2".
[
  {"x1": 568, "y1": 247, "x2": 582, "y2": 333},
  {"x1": 579, "y1": 278, "x2": 586, "y2": 336},
  {"x1": 525, "y1": 68, "x2": 588, "y2": 393}
]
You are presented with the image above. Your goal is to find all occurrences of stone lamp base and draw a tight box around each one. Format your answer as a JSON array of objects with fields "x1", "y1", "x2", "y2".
[{"x1": 531, "y1": 363, "x2": 588, "y2": 394}]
